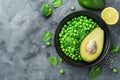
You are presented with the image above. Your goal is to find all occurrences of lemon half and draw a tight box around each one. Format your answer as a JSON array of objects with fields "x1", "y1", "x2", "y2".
[{"x1": 101, "y1": 7, "x2": 119, "y2": 25}]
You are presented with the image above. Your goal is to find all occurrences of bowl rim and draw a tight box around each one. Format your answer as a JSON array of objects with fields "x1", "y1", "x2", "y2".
[{"x1": 54, "y1": 10, "x2": 111, "y2": 67}]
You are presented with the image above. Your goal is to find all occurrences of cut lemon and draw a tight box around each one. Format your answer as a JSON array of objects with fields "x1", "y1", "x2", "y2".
[{"x1": 101, "y1": 7, "x2": 119, "y2": 25}]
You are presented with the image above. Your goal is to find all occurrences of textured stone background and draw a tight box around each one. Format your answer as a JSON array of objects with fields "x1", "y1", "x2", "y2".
[{"x1": 0, "y1": 0, "x2": 120, "y2": 80}]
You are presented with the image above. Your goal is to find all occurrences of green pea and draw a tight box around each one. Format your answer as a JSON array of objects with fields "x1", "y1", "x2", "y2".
[
  {"x1": 79, "y1": 21, "x2": 82, "y2": 25},
  {"x1": 59, "y1": 58, "x2": 63, "y2": 62},
  {"x1": 80, "y1": 16, "x2": 84, "y2": 19},
  {"x1": 87, "y1": 27, "x2": 90, "y2": 30},
  {"x1": 82, "y1": 23, "x2": 86, "y2": 26},
  {"x1": 60, "y1": 69, "x2": 65, "y2": 74},
  {"x1": 61, "y1": 45, "x2": 64, "y2": 48},
  {"x1": 72, "y1": 55, "x2": 75, "y2": 58},
  {"x1": 74, "y1": 17, "x2": 77, "y2": 20},
  {"x1": 72, "y1": 18, "x2": 74, "y2": 21},
  {"x1": 74, "y1": 57, "x2": 78, "y2": 61},
  {"x1": 91, "y1": 21, "x2": 94, "y2": 25},
  {"x1": 62, "y1": 48, "x2": 65, "y2": 51},
  {"x1": 64, "y1": 25, "x2": 67, "y2": 28},
  {"x1": 88, "y1": 20, "x2": 91, "y2": 23},
  {"x1": 89, "y1": 24, "x2": 92, "y2": 28},
  {"x1": 59, "y1": 34, "x2": 62, "y2": 37},
  {"x1": 85, "y1": 20, "x2": 88, "y2": 23},
  {"x1": 85, "y1": 23, "x2": 89, "y2": 26},
  {"x1": 84, "y1": 16, "x2": 87, "y2": 20},
  {"x1": 67, "y1": 21, "x2": 70, "y2": 25},
  {"x1": 112, "y1": 68, "x2": 118, "y2": 73},
  {"x1": 68, "y1": 54, "x2": 71, "y2": 57},
  {"x1": 66, "y1": 53, "x2": 69, "y2": 56},
  {"x1": 61, "y1": 31, "x2": 64, "y2": 34},
  {"x1": 62, "y1": 38, "x2": 65, "y2": 41},
  {"x1": 89, "y1": 18, "x2": 92, "y2": 21},
  {"x1": 62, "y1": 28, "x2": 65, "y2": 31},
  {"x1": 70, "y1": 6, "x2": 75, "y2": 11},
  {"x1": 46, "y1": 41, "x2": 51, "y2": 46}
]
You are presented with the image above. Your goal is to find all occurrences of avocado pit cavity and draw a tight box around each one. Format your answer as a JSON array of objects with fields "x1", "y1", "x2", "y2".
[{"x1": 86, "y1": 40, "x2": 97, "y2": 54}]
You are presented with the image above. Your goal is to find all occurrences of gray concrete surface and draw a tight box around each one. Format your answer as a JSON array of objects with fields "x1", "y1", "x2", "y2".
[{"x1": 0, "y1": 0, "x2": 120, "y2": 80}]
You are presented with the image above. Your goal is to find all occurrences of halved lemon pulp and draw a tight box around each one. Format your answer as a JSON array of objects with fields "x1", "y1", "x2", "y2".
[{"x1": 101, "y1": 7, "x2": 119, "y2": 25}]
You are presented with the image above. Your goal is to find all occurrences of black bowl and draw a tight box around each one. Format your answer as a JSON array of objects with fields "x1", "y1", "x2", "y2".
[{"x1": 54, "y1": 11, "x2": 111, "y2": 67}]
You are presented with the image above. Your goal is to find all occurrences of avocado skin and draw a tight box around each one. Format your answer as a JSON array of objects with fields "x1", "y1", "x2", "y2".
[
  {"x1": 78, "y1": 0, "x2": 106, "y2": 10},
  {"x1": 80, "y1": 27, "x2": 104, "y2": 62}
]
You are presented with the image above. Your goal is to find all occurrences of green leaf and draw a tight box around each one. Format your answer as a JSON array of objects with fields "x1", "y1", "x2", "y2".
[
  {"x1": 48, "y1": 55, "x2": 58, "y2": 66},
  {"x1": 42, "y1": 30, "x2": 52, "y2": 41},
  {"x1": 75, "y1": 29, "x2": 86, "y2": 40},
  {"x1": 88, "y1": 65, "x2": 102, "y2": 79},
  {"x1": 79, "y1": 30, "x2": 86, "y2": 40},
  {"x1": 40, "y1": 4, "x2": 52, "y2": 17},
  {"x1": 52, "y1": 0, "x2": 62, "y2": 8},
  {"x1": 64, "y1": 37, "x2": 74, "y2": 46},
  {"x1": 111, "y1": 45, "x2": 119, "y2": 53}
]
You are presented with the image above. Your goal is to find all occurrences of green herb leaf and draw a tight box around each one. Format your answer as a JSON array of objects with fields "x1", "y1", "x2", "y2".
[
  {"x1": 76, "y1": 29, "x2": 86, "y2": 40},
  {"x1": 88, "y1": 65, "x2": 102, "y2": 79},
  {"x1": 111, "y1": 45, "x2": 119, "y2": 53},
  {"x1": 49, "y1": 55, "x2": 58, "y2": 66},
  {"x1": 64, "y1": 37, "x2": 74, "y2": 46},
  {"x1": 40, "y1": 4, "x2": 52, "y2": 17},
  {"x1": 52, "y1": 0, "x2": 62, "y2": 8},
  {"x1": 42, "y1": 30, "x2": 52, "y2": 41}
]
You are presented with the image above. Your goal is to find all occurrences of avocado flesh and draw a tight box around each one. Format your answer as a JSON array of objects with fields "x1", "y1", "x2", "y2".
[{"x1": 80, "y1": 27, "x2": 104, "y2": 62}]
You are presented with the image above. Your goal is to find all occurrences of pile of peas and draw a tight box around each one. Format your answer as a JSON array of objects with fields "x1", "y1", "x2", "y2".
[{"x1": 59, "y1": 16, "x2": 99, "y2": 61}]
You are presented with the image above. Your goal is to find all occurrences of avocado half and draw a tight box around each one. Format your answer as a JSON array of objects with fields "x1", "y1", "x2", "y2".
[{"x1": 80, "y1": 27, "x2": 104, "y2": 62}]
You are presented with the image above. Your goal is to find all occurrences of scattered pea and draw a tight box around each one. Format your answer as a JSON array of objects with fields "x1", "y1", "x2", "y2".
[
  {"x1": 60, "y1": 69, "x2": 65, "y2": 74},
  {"x1": 59, "y1": 58, "x2": 63, "y2": 62},
  {"x1": 46, "y1": 41, "x2": 51, "y2": 46},
  {"x1": 112, "y1": 68, "x2": 118, "y2": 73},
  {"x1": 74, "y1": 57, "x2": 78, "y2": 61},
  {"x1": 70, "y1": 6, "x2": 75, "y2": 11}
]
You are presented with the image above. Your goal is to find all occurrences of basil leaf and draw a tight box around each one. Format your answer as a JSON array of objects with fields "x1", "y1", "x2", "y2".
[
  {"x1": 42, "y1": 30, "x2": 52, "y2": 41},
  {"x1": 111, "y1": 45, "x2": 119, "y2": 53},
  {"x1": 88, "y1": 65, "x2": 102, "y2": 79},
  {"x1": 52, "y1": 0, "x2": 62, "y2": 8},
  {"x1": 40, "y1": 4, "x2": 52, "y2": 17},
  {"x1": 64, "y1": 37, "x2": 73, "y2": 46},
  {"x1": 79, "y1": 30, "x2": 86, "y2": 40},
  {"x1": 48, "y1": 55, "x2": 58, "y2": 66}
]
